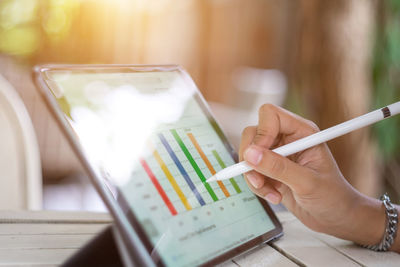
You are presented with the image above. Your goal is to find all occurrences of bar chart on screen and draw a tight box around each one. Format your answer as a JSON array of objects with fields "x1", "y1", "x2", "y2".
[{"x1": 135, "y1": 127, "x2": 244, "y2": 217}]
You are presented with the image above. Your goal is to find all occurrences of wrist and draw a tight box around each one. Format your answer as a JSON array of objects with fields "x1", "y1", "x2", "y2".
[
  {"x1": 343, "y1": 193, "x2": 386, "y2": 245},
  {"x1": 390, "y1": 206, "x2": 400, "y2": 252},
  {"x1": 353, "y1": 194, "x2": 400, "y2": 253}
]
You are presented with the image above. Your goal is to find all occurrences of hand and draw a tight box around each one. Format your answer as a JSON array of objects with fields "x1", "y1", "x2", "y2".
[{"x1": 239, "y1": 104, "x2": 393, "y2": 248}]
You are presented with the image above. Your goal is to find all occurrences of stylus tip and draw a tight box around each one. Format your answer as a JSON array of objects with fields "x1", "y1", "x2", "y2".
[{"x1": 206, "y1": 175, "x2": 217, "y2": 182}]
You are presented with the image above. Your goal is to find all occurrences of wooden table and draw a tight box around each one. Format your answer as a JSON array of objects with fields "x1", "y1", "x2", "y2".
[{"x1": 0, "y1": 210, "x2": 399, "y2": 266}]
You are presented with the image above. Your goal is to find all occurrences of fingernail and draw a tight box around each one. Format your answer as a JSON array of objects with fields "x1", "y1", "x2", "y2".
[
  {"x1": 265, "y1": 193, "x2": 280, "y2": 204},
  {"x1": 247, "y1": 173, "x2": 262, "y2": 189},
  {"x1": 244, "y1": 146, "x2": 262, "y2": 165}
]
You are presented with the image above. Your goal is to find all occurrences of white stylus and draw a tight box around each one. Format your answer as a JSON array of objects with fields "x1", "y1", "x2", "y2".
[{"x1": 206, "y1": 101, "x2": 400, "y2": 182}]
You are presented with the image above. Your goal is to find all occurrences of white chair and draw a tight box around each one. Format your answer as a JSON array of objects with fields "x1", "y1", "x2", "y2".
[{"x1": 0, "y1": 74, "x2": 42, "y2": 209}]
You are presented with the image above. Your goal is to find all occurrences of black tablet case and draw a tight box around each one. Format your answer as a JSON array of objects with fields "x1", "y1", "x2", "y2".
[{"x1": 62, "y1": 226, "x2": 124, "y2": 267}]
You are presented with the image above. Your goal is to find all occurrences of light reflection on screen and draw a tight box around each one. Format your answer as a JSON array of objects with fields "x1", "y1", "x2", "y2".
[{"x1": 45, "y1": 69, "x2": 276, "y2": 267}]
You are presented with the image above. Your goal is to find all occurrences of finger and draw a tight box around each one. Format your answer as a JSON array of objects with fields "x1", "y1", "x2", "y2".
[
  {"x1": 253, "y1": 104, "x2": 280, "y2": 148},
  {"x1": 275, "y1": 183, "x2": 297, "y2": 211},
  {"x1": 245, "y1": 171, "x2": 265, "y2": 189},
  {"x1": 239, "y1": 126, "x2": 257, "y2": 161},
  {"x1": 244, "y1": 174, "x2": 282, "y2": 204},
  {"x1": 244, "y1": 170, "x2": 282, "y2": 189},
  {"x1": 253, "y1": 104, "x2": 320, "y2": 148},
  {"x1": 244, "y1": 145, "x2": 317, "y2": 195}
]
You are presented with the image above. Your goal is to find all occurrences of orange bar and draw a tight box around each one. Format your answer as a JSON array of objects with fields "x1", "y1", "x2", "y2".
[{"x1": 187, "y1": 133, "x2": 230, "y2": 197}]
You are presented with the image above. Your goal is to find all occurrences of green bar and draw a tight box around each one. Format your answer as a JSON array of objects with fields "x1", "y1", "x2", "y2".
[
  {"x1": 212, "y1": 150, "x2": 242, "y2": 193},
  {"x1": 170, "y1": 129, "x2": 219, "y2": 201}
]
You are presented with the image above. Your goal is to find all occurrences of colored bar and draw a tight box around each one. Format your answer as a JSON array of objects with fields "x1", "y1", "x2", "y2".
[
  {"x1": 140, "y1": 158, "x2": 177, "y2": 216},
  {"x1": 212, "y1": 150, "x2": 242, "y2": 193},
  {"x1": 171, "y1": 129, "x2": 218, "y2": 201},
  {"x1": 158, "y1": 133, "x2": 206, "y2": 206},
  {"x1": 187, "y1": 133, "x2": 230, "y2": 197},
  {"x1": 153, "y1": 149, "x2": 192, "y2": 211}
]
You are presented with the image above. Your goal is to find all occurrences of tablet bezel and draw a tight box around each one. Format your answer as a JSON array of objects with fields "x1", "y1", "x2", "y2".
[{"x1": 33, "y1": 64, "x2": 283, "y2": 266}]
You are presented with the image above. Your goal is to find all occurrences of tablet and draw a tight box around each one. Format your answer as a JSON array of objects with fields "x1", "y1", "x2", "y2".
[{"x1": 34, "y1": 65, "x2": 282, "y2": 266}]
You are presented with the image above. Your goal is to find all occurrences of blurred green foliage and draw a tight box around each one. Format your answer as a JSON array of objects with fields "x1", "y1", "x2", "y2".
[
  {"x1": 372, "y1": 0, "x2": 400, "y2": 160},
  {"x1": 0, "y1": 0, "x2": 79, "y2": 56},
  {"x1": 0, "y1": 0, "x2": 39, "y2": 55}
]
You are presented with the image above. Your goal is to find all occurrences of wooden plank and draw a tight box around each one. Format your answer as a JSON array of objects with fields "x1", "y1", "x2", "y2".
[
  {"x1": 1, "y1": 210, "x2": 398, "y2": 267},
  {"x1": 274, "y1": 211, "x2": 359, "y2": 266},
  {"x1": 0, "y1": 211, "x2": 110, "y2": 266},
  {"x1": 233, "y1": 244, "x2": 297, "y2": 266},
  {"x1": 0, "y1": 234, "x2": 95, "y2": 249},
  {"x1": 0, "y1": 223, "x2": 108, "y2": 235},
  {"x1": 0, "y1": 248, "x2": 76, "y2": 265},
  {"x1": 0, "y1": 210, "x2": 112, "y2": 224},
  {"x1": 216, "y1": 260, "x2": 238, "y2": 267},
  {"x1": 275, "y1": 210, "x2": 297, "y2": 223},
  {"x1": 314, "y1": 232, "x2": 400, "y2": 267}
]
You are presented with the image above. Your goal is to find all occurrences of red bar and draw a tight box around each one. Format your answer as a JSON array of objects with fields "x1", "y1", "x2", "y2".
[{"x1": 140, "y1": 158, "x2": 177, "y2": 216}]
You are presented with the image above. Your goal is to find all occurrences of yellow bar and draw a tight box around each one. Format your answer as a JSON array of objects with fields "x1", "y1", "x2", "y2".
[{"x1": 153, "y1": 149, "x2": 192, "y2": 211}]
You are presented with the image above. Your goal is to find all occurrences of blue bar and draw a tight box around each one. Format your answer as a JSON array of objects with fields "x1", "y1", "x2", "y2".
[{"x1": 158, "y1": 133, "x2": 206, "y2": 206}]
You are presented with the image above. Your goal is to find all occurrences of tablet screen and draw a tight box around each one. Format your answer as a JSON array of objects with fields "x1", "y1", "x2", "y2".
[{"x1": 40, "y1": 66, "x2": 280, "y2": 266}]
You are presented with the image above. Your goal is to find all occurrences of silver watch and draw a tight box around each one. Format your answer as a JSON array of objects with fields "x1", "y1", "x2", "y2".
[{"x1": 361, "y1": 193, "x2": 398, "y2": 252}]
